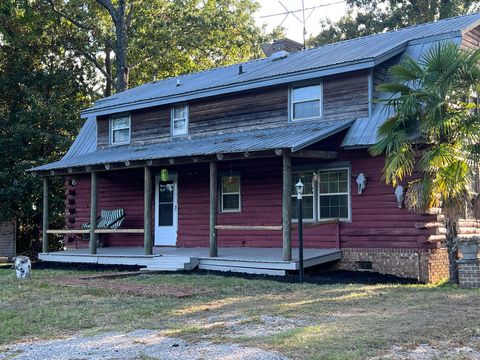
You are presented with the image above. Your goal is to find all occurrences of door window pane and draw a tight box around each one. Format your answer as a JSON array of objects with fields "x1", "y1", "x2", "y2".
[
  {"x1": 158, "y1": 204, "x2": 173, "y2": 226},
  {"x1": 158, "y1": 182, "x2": 174, "y2": 226}
]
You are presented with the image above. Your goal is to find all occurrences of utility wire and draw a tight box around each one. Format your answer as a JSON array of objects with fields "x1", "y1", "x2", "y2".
[{"x1": 258, "y1": 0, "x2": 346, "y2": 19}]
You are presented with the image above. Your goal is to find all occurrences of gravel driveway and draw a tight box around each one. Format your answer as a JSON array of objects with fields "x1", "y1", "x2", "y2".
[{"x1": 0, "y1": 330, "x2": 290, "y2": 360}]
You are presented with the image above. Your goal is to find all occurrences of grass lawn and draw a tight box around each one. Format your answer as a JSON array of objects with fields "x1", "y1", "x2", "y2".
[{"x1": 0, "y1": 267, "x2": 479, "y2": 360}]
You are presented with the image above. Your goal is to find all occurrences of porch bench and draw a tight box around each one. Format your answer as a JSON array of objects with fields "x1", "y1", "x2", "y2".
[{"x1": 80, "y1": 209, "x2": 127, "y2": 247}]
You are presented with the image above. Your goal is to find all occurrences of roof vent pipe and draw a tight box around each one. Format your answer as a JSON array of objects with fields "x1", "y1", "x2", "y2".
[
  {"x1": 238, "y1": 65, "x2": 244, "y2": 75},
  {"x1": 176, "y1": 79, "x2": 182, "y2": 87}
]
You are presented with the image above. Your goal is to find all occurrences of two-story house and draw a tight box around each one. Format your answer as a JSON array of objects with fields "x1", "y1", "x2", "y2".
[{"x1": 31, "y1": 13, "x2": 480, "y2": 282}]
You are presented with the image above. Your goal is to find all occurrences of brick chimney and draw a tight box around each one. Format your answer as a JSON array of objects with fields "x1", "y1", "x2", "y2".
[{"x1": 262, "y1": 38, "x2": 304, "y2": 57}]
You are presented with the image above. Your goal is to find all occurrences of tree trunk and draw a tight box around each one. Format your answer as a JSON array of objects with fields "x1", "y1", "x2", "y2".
[
  {"x1": 114, "y1": 0, "x2": 128, "y2": 93},
  {"x1": 445, "y1": 216, "x2": 459, "y2": 284},
  {"x1": 104, "y1": 46, "x2": 112, "y2": 97}
]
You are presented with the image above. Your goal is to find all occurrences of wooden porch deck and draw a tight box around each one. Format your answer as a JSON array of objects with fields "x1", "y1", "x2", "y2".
[{"x1": 39, "y1": 247, "x2": 342, "y2": 276}]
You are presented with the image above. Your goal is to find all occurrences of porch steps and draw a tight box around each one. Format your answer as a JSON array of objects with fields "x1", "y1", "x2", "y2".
[{"x1": 142, "y1": 255, "x2": 199, "y2": 271}]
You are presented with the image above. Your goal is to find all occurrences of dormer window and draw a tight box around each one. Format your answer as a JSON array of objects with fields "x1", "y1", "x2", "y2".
[
  {"x1": 110, "y1": 113, "x2": 131, "y2": 145},
  {"x1": 291, "y1": 83, "x2": 322, "y2": 121},
  {"x1": 171, "y1": 104, "x2": 189, "y2": 136}
]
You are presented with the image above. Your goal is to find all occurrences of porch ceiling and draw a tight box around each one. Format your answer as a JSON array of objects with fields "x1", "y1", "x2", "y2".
[{"x1": 30, "y1": 119, "x2": 354, "y2": 175}]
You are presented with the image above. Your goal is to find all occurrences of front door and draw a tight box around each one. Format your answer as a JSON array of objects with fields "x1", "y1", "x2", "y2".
[{"x1": 154, "y1": 174, "x2": 178, "y2": 246}]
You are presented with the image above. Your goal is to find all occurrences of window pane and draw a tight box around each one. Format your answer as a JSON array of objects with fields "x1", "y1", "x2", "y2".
[
  {"x1": 293, "y1": 100, "x2": 320, "y2": 119},
  {"x1": 292, "y1": 173, "x2": 313, "y2": 195},
  {"x1": 292, "y1": 85, "x2": 320, "y2": 102},
  {"x1": 222, "y1": 176, "x2": 240, "y2": 193},
  {"x1": 291, "y1": 195, "x2": 314, "y2": 219},
  {"x1": 113, "y1": 128, "x2": 129, "y2": 143},
  {"x1": 158, "y1": 203, "x2": 173, "y2": 226},
  {"x1": 159, "y1": 182, "x2": 174, "y2": 203},
  {"x1": 319, "y1": 195, "x2": 348, "y2": 219},
  {"x1": 173, "y1": 105, "x2": 186, "y2": 119},
  {"x1": 223, "y1": 194, "x2": 240, "y2": 210},
  {"x1": 173, "y1": 119, "x2": 186, "y2": 134},
  {"x1": 112, "y1": 117, "x2": 129, "y2": 129}
]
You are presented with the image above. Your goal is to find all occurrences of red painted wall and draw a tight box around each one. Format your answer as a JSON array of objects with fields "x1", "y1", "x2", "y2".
[{"x1": 65, "y1": 150, "x2": 438, "y2": 250}]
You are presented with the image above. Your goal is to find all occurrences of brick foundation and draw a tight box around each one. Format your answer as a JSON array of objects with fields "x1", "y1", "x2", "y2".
[
  {"x1": 458, "y1": 259, "x2": 480, "y2": 288},
  {"x1": 333, "y1": 248, "x2": 449, "y2": 283}
]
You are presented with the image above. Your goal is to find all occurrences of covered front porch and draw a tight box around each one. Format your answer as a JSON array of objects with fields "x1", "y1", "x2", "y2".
[
  {"x1": 33, "y1": 120, "x2": 352, "y2": 274},
  {"x1": 38, "y1": 246, "x2": 342, "y2": 275}
]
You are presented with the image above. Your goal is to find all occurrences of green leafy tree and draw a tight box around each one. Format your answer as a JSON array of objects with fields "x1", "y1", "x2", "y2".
[
  {"x1": 309, "y1": 0, "x2": 480, "y2": 46},
  {"x1": 46, "y1": 0, "x2": 271, "y2": 94},
  {"x1": 370, "y1": 42, "x2": 480, "y2": 283},
  {"x1": 0, "y1": 0, "x2": 95, "y2": 253}
]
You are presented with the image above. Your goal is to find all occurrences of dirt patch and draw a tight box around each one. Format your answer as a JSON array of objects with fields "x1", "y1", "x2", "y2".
[
  {"x1": 47, "y1": 274, "x2": 212, "y2": 298},
  {"x1": 184, "y1": 313, "x2": 316, "y2": 339}
]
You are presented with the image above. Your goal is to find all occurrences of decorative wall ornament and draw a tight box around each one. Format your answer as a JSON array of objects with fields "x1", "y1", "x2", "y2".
[
  {"x1": 355, "y1": 173, "x2": 367, "y2": 194},
  {"x1": 160, "y1": 169, "x2": 169, "y2": 182},
  {"x1": 395, "y1": 185, "x2": 405, "y2": 208}
]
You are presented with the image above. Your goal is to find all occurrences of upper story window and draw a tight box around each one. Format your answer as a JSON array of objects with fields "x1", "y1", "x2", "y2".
[
  {"x1": 110, "y1": 113, "x2": 131, "y2": 145},
  {"x1": 291, "y1": 84, "x2": 322, "y2": 121},
  {"x1": 171, "y1": 104, "x2": 189, "y2": 136}
]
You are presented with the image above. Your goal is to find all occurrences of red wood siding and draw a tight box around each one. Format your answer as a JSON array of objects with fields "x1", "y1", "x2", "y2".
[{"x1": 66, "y1": 151, "x2": 438, "y2": 250}]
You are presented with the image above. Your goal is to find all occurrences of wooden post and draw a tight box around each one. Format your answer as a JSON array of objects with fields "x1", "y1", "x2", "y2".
[
  {"x1": 42, "y1": 177, "x2": 49, "y2": 253},
  {"x1": 89, "y1": 171, "x2": 98, "y2": 255},
  {"x1": 282, "y1": 154, "x2": 292, "y2": 261},
  {"x1": 144, "y1": 166, "x2": 153, "y2": 255},
  {"x1": 209, "y1": 161, "x2": 218, "y2": 257}
]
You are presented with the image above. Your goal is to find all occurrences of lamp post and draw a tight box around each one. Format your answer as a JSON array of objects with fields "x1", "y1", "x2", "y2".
[{"x1": 295, "y1": 179, "x2": 305, "y2": 283}]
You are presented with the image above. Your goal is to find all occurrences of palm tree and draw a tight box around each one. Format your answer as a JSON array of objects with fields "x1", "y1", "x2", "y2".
[{"x1": 370, "y1": 42, "x2": 480, "y2": 283}]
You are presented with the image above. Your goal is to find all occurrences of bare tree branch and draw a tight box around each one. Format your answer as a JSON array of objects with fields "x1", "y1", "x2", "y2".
[
  {"x1": 126, "y1": 1, "x2": 134, "y2": 30},
  {"x1": 47, "y1": 0, "x2": 117, "y2": 52},
  {"x1": 48, "y1": 0, "x2": 93, "y2": 32},
  {"x1": 96, "y1": 0, "x2": 118, "y2": 22},
  {"x1": 83, "y1": 52, "x2": 115, "y2": 84}
]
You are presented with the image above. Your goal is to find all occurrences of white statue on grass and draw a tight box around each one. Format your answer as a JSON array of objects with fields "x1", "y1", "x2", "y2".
[{"x1": 14, "y1": 256, "x2": 31, "y2": 279}]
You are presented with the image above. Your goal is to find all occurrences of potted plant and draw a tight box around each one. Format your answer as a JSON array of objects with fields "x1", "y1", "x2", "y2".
[{"x1": 457, "y1": 236, "x2": 480, "y2": 260}]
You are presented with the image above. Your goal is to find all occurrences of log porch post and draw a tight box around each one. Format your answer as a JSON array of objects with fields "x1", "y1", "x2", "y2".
[
  {"x1": 282, "y1": 154, "x2": 292, "y2": 261},
  {"x1": 144, "y1": 166, "x2": 153, "y2": 255},
  {"x1": 89, "y1": 171, "x2": 98, "y2": 255},
  {"x1": 42, "y1": 177, "x2": 49, "y2": 253},
  {"x1": 209, "y1": 161, "x2": 218, "y2": 257}
]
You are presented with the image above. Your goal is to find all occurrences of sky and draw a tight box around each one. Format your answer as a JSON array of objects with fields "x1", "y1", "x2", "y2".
[{"x1": 254, "y1": 0, "x2": 348, "y2": 43}]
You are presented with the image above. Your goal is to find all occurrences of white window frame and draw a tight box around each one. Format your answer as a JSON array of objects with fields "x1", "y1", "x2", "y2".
[
  {"x1": 290, "y1": 82, "x2": 323, "y2": 122},
  {"x1": 317, "y1": 167, "x2": 351, "y2": 221},
  {"x1": 291, "y1": 172, "x2": 316, "y2": 222},
  {"x1": 220, "y1": 175, "x2": 241, "y2": 213},
  {"x1": 291, "y1": 167, "x2": 351, "y2": 222},
  {"x1": 109, "y1": 113, "x2": 131, "y2": 146},
  {"x1": 171, "y1": 103, "x2": 189, "y2": 137}
]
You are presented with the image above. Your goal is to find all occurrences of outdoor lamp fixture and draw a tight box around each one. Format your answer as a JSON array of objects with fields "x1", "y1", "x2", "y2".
[{"x1": 295, "y1": 180, "x2": 305, "y2": 283}]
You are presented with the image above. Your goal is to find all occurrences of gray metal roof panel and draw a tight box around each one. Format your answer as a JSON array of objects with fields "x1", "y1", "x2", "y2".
[
  {"x1": 82, "y1": 13, "x2": 480, "y2": 117},
  {"x1": 30, "y1": 119, "x2": 353, "y2": 172},
  {"x1": 62, "y1": 116, "x2": 97, "y2": 159},
  {"x1": 341, "y1": 35, "x2": 463, "y2": 148}
]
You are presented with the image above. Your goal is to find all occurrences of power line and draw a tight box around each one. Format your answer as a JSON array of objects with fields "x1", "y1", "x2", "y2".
[{"x1": 258, "y1": 0, "x2": 346, "y2": 19}]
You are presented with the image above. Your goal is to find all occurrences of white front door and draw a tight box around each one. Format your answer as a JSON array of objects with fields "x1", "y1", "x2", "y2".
[{"x1": 154, "y1": 174, "x2": 178, "y2": 246}]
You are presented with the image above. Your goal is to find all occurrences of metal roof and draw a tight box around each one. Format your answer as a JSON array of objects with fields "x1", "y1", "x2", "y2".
[
  {"x1": 62, "y1": 117, "x2": 97, "y2": 159},
  {"x1": 82, "y1": 13, "x2": 480, "y2": 118},
  {"x1": 341, "y1": 35, "x2": 463, "y2": 147},
  {"x1": 30, "y1": 119, "x2": 354, "y2": 172}
]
